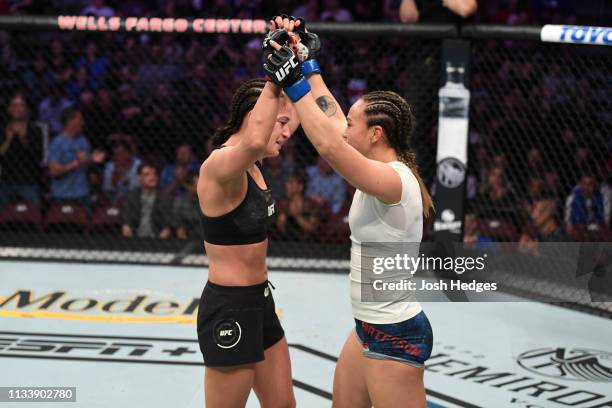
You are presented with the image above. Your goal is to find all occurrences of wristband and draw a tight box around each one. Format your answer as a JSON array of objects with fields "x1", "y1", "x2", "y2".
[
  {"x1": 301, "y1": 59, "x2": 321, "y2": 77},
  {"x1": 284, "y1": 77, "x2": 311, "y2": 102}
]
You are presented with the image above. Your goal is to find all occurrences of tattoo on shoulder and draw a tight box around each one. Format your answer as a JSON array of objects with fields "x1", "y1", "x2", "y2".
[{"x1": 315, "y1": 96, "x2": 337, "y2": 117}]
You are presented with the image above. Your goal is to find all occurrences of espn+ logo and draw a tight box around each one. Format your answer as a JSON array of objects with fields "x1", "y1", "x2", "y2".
[{"x1": 275, "y1": 56, "x2": 298, "y2": 82}]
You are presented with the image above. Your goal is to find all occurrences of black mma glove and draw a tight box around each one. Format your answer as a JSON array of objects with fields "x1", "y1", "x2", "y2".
[
  {"x1": 262, "y1": 28, "x2": 289, "y2": 61},
  {"x1": 263, "y1": 46, "x2": 311, "y2": 102},
  {"x1": 291, "y1": 18, "x2": 321, "y2": 77},
  {"x1": 297, "y1": 32, "x2": 320, "y2": 61},
  {"x1": 263, "y1": 45, "x2": 301, "y2": 87},
  {"x1": 293, "y1": 19, "x2": 320, "y2": 63}
]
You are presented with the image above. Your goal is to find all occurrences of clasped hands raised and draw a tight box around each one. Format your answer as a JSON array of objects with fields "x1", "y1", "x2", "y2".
[{"x1": 261, "y1": 14, "x2": 321, "y2": 100}]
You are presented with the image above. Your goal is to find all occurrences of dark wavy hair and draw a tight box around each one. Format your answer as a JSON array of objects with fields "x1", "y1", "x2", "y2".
[{"x1": 211, "y1": 78, "x2": 267, "y2": 147}]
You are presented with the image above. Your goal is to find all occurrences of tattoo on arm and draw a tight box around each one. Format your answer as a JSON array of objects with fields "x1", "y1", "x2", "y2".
[{"x1": 315, "y1": 96, "x2": 337, "y2": 117}]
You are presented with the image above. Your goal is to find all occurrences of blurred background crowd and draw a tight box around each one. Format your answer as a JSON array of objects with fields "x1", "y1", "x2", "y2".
[
  {"x1": 0, "y1": 0, "x2": 610, "y2": 245},
  {"x1": 1, "y1": 0, "x2": 610, "y2": 25}
]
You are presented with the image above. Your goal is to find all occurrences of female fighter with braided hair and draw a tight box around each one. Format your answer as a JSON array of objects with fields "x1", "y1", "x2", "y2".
[
  {"x1": 267, "y1": 15, "x2": 434, "y2": 408},
  {"x1": 196, "y1": 51, "x2": 300, "y2": 406}
]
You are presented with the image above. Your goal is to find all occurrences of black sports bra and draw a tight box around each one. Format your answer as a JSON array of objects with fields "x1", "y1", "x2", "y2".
[{"x1": 199, "y1": 160, "x2": 275, "y2": 245}]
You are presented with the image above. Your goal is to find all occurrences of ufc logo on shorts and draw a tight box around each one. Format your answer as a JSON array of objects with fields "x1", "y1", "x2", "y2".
[
  {"x1": 268, "y1": 204, "x2": 275, "y2": 216},
  {"x1": 219, "y1": 329, "x2": 233, "y2": 337},
  {"x1": 274, "y1": 56, "x2": 298, "y2": 82}
]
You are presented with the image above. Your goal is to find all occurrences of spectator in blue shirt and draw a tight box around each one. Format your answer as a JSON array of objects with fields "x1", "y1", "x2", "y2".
[
  {"x1": 48, "y1": 108, "x2": 105, "y2": 210},
  {"x1": 159, "y1": 143, "x2": 199, "y2": 196},
  {"x1": 306, "y1": 156, "x2": 347, "y2": 215},
  {"x1": 102, "y1": 135, "x2": 141, "y2": 203},
  {"x1": 463, "y1": 212, "x2": 496, "y2": 251},
  {"x1": 565, "y1": 174, "x2": 610, "y2": 235},
  {"x1": 75, "y1": 41, "x2": 108, "y2": 86},
  {"x1": 38, "y1": 82, "x2": 73, "y2": 135}
]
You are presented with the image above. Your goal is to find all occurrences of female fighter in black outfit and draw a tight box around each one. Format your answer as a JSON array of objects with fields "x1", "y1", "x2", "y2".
[{"x1": 196, "y1": 39, "x2": 301, "y2": 407}]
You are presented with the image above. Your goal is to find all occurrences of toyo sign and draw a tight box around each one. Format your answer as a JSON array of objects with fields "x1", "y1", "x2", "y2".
[{"x1": 541, "y1": 25, "x2": 612, "y2": 46}]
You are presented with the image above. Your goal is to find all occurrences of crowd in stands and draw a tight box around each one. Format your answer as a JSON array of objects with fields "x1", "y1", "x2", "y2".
[
  {"x1": 0, "y1": 89, "x2": 357, "y2": 242},
  {"x1": 0, "y1": 0, "x2": 610, "y2": 244}
]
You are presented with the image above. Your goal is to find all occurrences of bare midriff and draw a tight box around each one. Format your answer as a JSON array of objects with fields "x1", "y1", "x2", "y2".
[{"x1": 205, "y1": 239, "x2": 268, "y2": 286}]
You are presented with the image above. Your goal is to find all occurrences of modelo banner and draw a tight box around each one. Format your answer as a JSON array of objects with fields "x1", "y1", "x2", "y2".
[{"x1": 0, "y1": 289, "x2": 199, "y2": 323}]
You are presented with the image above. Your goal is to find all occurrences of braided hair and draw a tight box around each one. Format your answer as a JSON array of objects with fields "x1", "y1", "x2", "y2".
[
  {"x1": 211, "y1": 78, "x2": 267, "y2": 147},
  {"x1": 361, "y1": 91, "x2": 434, "y2": 218}
]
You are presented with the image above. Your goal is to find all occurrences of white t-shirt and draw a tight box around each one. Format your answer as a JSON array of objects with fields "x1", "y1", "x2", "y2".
[{"x1": 348, "y1": 161, "x2": 423, "y2": 324}]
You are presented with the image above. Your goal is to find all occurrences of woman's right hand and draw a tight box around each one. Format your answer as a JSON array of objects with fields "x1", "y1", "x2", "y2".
[{"x1": 271, "y1": 15, "x2": 319, "y2": 63}]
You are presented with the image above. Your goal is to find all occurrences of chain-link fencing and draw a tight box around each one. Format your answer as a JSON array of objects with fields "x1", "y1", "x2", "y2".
[
  {"x1": 467, "y1": 39, "x2": 611, "y2": 244},
  {"x1": 0, "y1": 27, "x2": 441, "y2": 263},
  {"x1": 0, "y1": 20, "x2": 610, "y2": 276}
]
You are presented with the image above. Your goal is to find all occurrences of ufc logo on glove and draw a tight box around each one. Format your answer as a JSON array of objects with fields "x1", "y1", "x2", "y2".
[{"x1": 275, "y1": 56, "x2": 298, "y2": 82}]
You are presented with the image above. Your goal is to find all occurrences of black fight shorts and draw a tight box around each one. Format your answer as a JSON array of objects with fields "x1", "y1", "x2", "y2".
[{"x1": 197, "y1": 280, "x2": 285, "y2": 367}]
